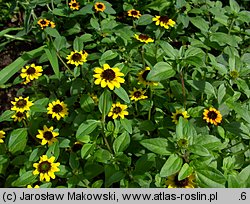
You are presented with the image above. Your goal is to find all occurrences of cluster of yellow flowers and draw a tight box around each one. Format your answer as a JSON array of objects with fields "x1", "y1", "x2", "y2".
[{"x1": 37, "y1": 19, "x2": 56, "y2": 29}]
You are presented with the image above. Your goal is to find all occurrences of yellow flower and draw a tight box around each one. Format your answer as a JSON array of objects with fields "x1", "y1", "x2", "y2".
[
  {"x1": 138, "y1": 67, "x2": 158, "y2": 86},
  {"x1": 203, "y1": 107, "x2": 222, "y2": 126},
  {"x1": 0, "y1": 130, "x2": 6, "y2": 143},
  {"x1": 171, "y1": 109, "x2": 190, "y2": 124},
  {"x1": 27, "y1": 185, "x2": 40, "y2": 188},
  {"x1": 11, "y1": 96, "x2": 33, "y2": 112},
  {"x1": 134, "y1": 34, "x2": 154, "y2": 43},
  {"x1": 66, "y1": 50, "x2": 88, "y2": 66},
  {"x1": 152, "y1": 16, "x2": 176, "y2": 29},
  {"x1": 20, "y1": 63, "x2": 43, "y2": 84},
  {"x1": 48, "y1": 21, "x2": 56, "y2": 28},
  {"x1": 33, "y1": 155, "x2": 60, "y2": 182},
  {"x1": 127, "y1": 9, "x2": 141, "y2": 18},
  {"x1": 94, "y1": 2, "x2": 106, "y2": 12},
  {"x1": 47, "y1": 100, "x2": 69, "y2": 120},
  {"x1": 129, "y1": 88, "x2": 148, "y2": 101},
  {"x1": 166, "y1": 173, "x2": 195, "y2": 188},
  {"x1": 93, "y1": 64, "x2": 125, "y2": 90},
  {"x1": 108, "y1": 102, "x2": 129, "y2": 119},
  {"x1": 36, "y1": 125, "x2": 59, "y2": 146},
  {"x1": 69, "y1": 0, "x2": 80, "y2": 10},
  {"x1": 11, "y1": 111, "x2": 29, "y2": 122},
  {"x1": 37, "y1": 19, "x2": 50, "y2": 29}
]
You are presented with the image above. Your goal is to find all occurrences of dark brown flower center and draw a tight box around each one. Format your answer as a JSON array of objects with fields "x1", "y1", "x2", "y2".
[
  {"x1": 175, "y1": 113, "x2": 183, "y2": 121},
  {"x1": 174, "y1": 175, "x2": 189, "y2": 187},
  {"x1": 139, "y1": 34, "x2": 149, "y2": 40},
  {"x1": 142, "y1": 70, "x2": 150, "y2": 80},
  {"x1": 27, "y1": 67, "x2": 36, "y2": 75},
  {"x1": 71, "y1": 53, "x2": 82, "y2": 61},
  {"x1": 72, "y1": 143, "x2": 83, "y2": 152},
  {"x1": 133, "y1": 91, "x2": 142, "y2": 98},
  {"x1": 43, "y1": 131, "x2": 53, "y2": 140},
  {"x1": 16, "y1": 112, "x2": 24, "y2": 117},
  {"x1": 159, "y1": 16, "x2": 169, "y2": 23},
  {"x1": 38, "y1": 161, "x2": 51, "y2": 173},
  {"x1": 131, "y1": 10, "x2": 139, "y2": 16},
  {"x1": 207, "y1": 111, "x2": 217, "y2": 120},
  {"x1": 16, "y1": 99, "x2": 27, "y2": 108},
  {"x1": 97, "y1": 4, "x2": 103, "y2": 9},
  {"x1": 113, "y1": 107, "x2": 122, "y2": 114},
  {"x1": 52, "y1": 104, "x2": 63, "y2": 113},
  {"x1": 40, "y1": 20, "x2": 47, "y2": 25},
  {"x1": 72, "y1": 3, "x2": 77, "y2": 7},
  {"x1": 101, "y1": 69, "x2": 116, "y2": 81}
]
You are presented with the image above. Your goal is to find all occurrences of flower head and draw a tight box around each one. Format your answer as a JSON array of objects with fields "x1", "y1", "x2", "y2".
[
  {"x1": 33, "y1": 155, "x2": 60, "y2": 182},
  {"x1": 48, "y1": 21, "x2": 56, "y2": 28},
  {"x1": 108, "y1": 102, "x2": 129, "y2": 119},
  {"x1": 203, "y1": 107, "x2": 222, "y2": 126},
  {"x1": 134, "y1": 34, "x2": 154, "y2": 43},
  {"x1": 166, "y1": 173, "x2": 195, "y2": 188},
  {"x1": 0, "y1": 130, "x2": 6, "y2": 143},
  {"x1": 11, "y1": 111, "x2": 29, "y2": 122},
  {"x1": 71, "y1": 141, "x2": 83, "y2": 152},
  {"x1": 36, "y1": 125, "x2": 59, "y2": 146},
  {"x1": 171, "y1": 109, "x2": 190, "y2": 124},
  {"x1": 37, "y1": 19, "x2": 50, "y2": 29},
  {"x1": 129, "y1": 88, "x2": 148, "y2": 101},
  {"x1": 94, "y1": 2, "x2": 106, "y2": 12},
  {"x1": 66, "y1": 50, "x2": 88, "y2": 66},
  {"x1": 27, "y1": 185, "x2": 40, "y2": 188},
  {"x1": 11, "y1": 96, "x2": 33, "y2": 112},
  {"x1": 152, "y1": 16, "x2": 176, "y2": 29},
  {"x1": 127, "y1": 9, "x2": 141, "y2": 18},
  {"x1": 20, "y1": 63, "x2": 43, "y2": 84},
  {"x1": 93, "y1": 64, "x2": 125, "y2": 90},
  {"x1": 138, "y1": 67, "x2": 158, "y2": 86},
  {"x1": 69, "y1": 0, "x2": 80, "y2": 10},
  {"x1": 47, "y1": 100, "x2": 69, "y2": 120}
]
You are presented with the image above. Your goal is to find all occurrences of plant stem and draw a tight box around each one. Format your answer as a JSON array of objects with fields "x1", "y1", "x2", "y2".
[
  {"x1": 100, "y1": 116, "x2": 112, "y2": 153},
  {"x1": 56, "y1": 53, "x2": 75, "y2": 77},
  {"x1": 180, "y1": 70, "x2": 186, "y2": 108},
  {"x1": 141, "y1": 46, "x2": 145, "y2": 68}
]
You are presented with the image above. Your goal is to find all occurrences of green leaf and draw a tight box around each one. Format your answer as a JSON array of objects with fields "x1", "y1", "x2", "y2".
[
  {"x1": 94, "y1": 149, "x2": 112, "y2": 163},
  {"x1": 113, "y1": 132, "x2": 130, "y2": 154},
  {"x1": 189, "y1": 145, "x2": 210, "y2": 156},
  {"x1": 12, "y1": 171, "x2": 37, "y2": 187},
  {"x1": 160, "y1": 154, "x2": 183, "y2": 177},
  {"x1": 76, "y1": 120, "x2": 100, "y2": 139},
  {"x1": 99, "y1": 50, "x2": 118, "y2": 65},
  {"x1": 238, "y1": 165, "x2": 250, "y2": 187},
  {"x1": 137, "y1": 14, "x2": 153, "y2": 25},
  {"x1": 29, "y1": 148, "x2": 46, "y2": 162},
  {"x1": 114, "y1": 87, "x2": 130, "y2": 103},
  {"x1": 80, "y1": 94, "x2": 95, "y2": 112},
  {"x1": 159, "y1": 41, "x2": 177, "y2": 59},
  {"x1": 8, "y1": 128, "x2": 27, "y2": 155},
  {"x1": 44, "y1": 46, "x2": 59, "y2": 78},
  {"x1": 217, "y1": 84, "x2": 226, "y2": 104},
  {"x1": 120, "y1": 118, "x2": 132, "y2": 134},
  {"x1": 44, "y1": 27, "x2": 60, "y2": 38},
  {"x1": 98, "y1": 89, "x2": 112, "y2": 116},
  {"x1": 83, "y1": 163, "x2": 104, "y2": 180},
  {"x1": 140, "y1": 138, "x2": 174, "y2": 155},
  {"x1": 80, "y1": 33, "x2": 93, "y2": 42},
  {"x1": 73, "y1": 36, "x2": 83, "y2": 51},
  {"x1": 46, "y1": 142, "x2": 60, "y2": 160},
  {"x1": 230, "y1": 0, "x2": 240, "y2": 13},
  {"x1": 226, "y1": 102, "x2": 250, "y2": 124},
  {"x1": 134, "y1": 153, "x2": 156, "y2": 174},
  {"x1": 189, "y1": 16, "x2": 209, "y2": 32},
  {"x1": 196, "y1": 166, "x2": 226, "y2": 187},
  {"x1": 187, "y1": 80, "x2": 216, "y2": 97},
  {"x1": 0, "y1": 110, "x2": 14, "y2": 122},
  {"x1": 53, "y1": 36, "x2": 67, "y2": 51},
  {"x1": 178, "y1": 163, "x2": 193, "y2": 180},
  {"x1": 0, "y1": 46, "x2": 45, "y2": 85},
  {"x1": 105, "y1": 165, "x2": 125, "y2": 187},
  {"x1": 139, "y1": 120, "x2": 155, "y2": 131},
  {"x1": 69, "y1": 152, "x2": 79, "y2": 170},
  {"x1": 90, "y1": 18, "x2": 100, "y2": 30},
  {"x1": 146, "y1": 62, "x2": 176, "y2": 82},
  {"x1": 81, "y1": 143, "x2": 94, "y2": 159},
  {"x1": 228, "y1": 174, "x2": 241, "y2": 188}
]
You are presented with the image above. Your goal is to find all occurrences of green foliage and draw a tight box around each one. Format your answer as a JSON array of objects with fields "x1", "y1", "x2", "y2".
[{"x1": 0, "y1": 0, "x2": 250, "y2": 188}]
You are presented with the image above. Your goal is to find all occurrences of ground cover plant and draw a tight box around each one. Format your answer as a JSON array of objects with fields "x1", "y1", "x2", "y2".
[{"x1": 0, "y1": 0, "x2": 250, "y2": 188}]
